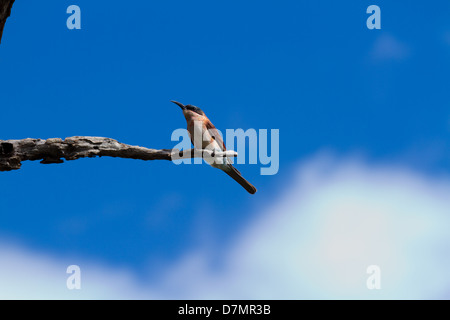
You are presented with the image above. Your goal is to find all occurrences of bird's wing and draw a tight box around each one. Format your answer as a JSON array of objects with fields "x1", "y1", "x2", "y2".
[{"x1": 205, "y1": 118, "x2": 226, "y2": 151}]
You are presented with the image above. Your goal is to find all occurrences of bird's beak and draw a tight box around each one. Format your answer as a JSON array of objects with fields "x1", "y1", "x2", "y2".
[{"x1": 171, "y1": 100, "x2": 185, "y2": 110}]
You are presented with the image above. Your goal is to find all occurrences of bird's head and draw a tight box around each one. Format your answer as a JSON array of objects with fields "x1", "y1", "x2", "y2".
[{"x1": 171, "y1": 100, "x2": 205, "y2": 116}]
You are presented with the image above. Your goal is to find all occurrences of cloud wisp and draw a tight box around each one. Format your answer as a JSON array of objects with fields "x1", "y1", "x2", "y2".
[{"x1": 369, "y1": 33, "x2": 410, "y2": 62}]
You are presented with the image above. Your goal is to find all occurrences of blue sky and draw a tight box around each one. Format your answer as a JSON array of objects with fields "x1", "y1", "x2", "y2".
[{"x1": 0, "y1": 1, "x2": 449, "y2": 299}]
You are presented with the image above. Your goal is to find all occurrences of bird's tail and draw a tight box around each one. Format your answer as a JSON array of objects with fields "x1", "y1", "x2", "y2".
[{"x1": 223, "y1": 164, "x2": 257, "y2": 194}]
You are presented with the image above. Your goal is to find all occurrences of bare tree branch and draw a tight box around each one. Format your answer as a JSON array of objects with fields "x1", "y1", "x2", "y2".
[
  {"x1": 0, "y1": 0, "x2": 14, "y2": 44},
  {"x1": 0, "y1": 136, "x2": 237, "y2": 172}
]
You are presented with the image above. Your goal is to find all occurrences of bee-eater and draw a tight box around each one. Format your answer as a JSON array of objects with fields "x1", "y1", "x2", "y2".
[{"x1": 172, "y1": 100, "x2": 257, "y2": 194}]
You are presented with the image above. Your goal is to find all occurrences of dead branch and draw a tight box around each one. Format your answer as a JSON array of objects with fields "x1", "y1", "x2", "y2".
[
  {"x1": 0, "y1": 136, "x2": 237, "y2": 172},
  {"x1": 0, "y1": 0, "x2": 14, "y2": 44}
]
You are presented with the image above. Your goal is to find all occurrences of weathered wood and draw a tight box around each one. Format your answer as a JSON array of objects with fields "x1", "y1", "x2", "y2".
[
  {"x1": 0, "y1": 136, "x2": 237, "y2": 171},
  {"x1": 0, "y1": 0, "x2": 14, "y2": 44}
]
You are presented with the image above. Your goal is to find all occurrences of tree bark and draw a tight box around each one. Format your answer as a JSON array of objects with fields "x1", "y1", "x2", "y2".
[
  {"x1": 0, "y1": 136, "x2": 237, "y2": 172},
  {"x1": 0, "y1": 0, "x2": 14, "y2": 44}
]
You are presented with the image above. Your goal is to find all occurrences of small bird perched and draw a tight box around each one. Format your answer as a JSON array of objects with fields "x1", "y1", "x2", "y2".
[{"x1": 172, "y1": 100, "x2": 257, "y2": 194}]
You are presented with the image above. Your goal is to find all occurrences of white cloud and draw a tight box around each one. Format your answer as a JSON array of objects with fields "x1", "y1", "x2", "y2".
[
  {"x1": 1, "y1": 153, "x2": 449, "y2": 299},
  {"x1": 0, "y1": 243, "x2": 154, "y2": 299}
]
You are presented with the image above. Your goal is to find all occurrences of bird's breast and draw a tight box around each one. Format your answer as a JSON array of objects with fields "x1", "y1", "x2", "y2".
[{"x1": 186, "y1": 117, "x2": 222, "y2": 152}]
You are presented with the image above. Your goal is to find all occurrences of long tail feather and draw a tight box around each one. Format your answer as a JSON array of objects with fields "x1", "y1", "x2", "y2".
[{"x1": 223, "y1": 165, "x2": 257, "y2": 194}]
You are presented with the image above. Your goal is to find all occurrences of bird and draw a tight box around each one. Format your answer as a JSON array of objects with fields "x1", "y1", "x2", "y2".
[{"x1": 172, "y1": 100, "x2": 257, "y2": 194}]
